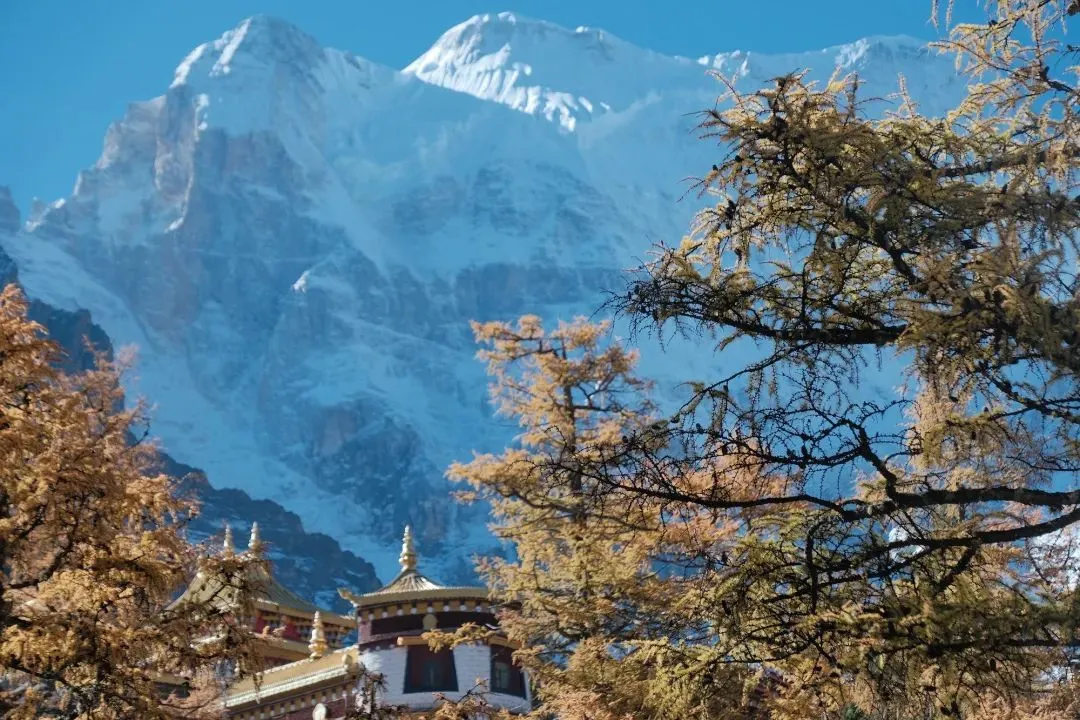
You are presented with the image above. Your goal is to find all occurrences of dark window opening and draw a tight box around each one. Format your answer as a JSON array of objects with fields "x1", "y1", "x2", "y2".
[
  {"x1": 371, "y1": 615, "x2": 424, "y2": 636},
  {"x1": 404, "y1": 646, "x2": 458, "y2": 693},
  {"x1": 436, "y1": 612, "x2": 497, "y2": 629},
  {"x1": 490, "y1": 645, "x2": 526, "y2": 697},
  {"x1": 370, "y1": 612, "x2": 497, "y2": 638}
]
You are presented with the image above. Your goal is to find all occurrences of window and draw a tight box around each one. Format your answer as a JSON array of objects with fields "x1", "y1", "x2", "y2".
[
  {"x1": 371, "y1": 615, "x2": 425, "y2": 636},
  {"x1": 280, "y1": 619, "x2": 300, "y2": 641},
  {"x1": 370, "y1": 612, "x2": 497, "y2": 637},
  {"x1": 404, "y1": 646, "x2": 458, "y2": 693},
  {"x1": 489, "y1": 645, "x2": 526, "y2": 697}
]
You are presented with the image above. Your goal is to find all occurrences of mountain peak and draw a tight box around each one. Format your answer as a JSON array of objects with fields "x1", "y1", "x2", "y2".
[
  {"x1": 162, "y1": 14, "x2": 392, "y2": 142},
  {"x1": 403, "y1": 13, "x2": 956, "y2": 132},
  {"x1": 697, "y1": 33, "x2": 935, "y2": 76},
  {"x1": 172, "y1": 15, "x2": 325, "y2": 89},
  {"x1": 406, "y1": 11, "x2": 641, "y2": 76},
  {"x1": 449, "y1": 11, "x2": 626, "y2": 47},
  {"x1": 3, "y1": 8, "x2": 976, "y2": 589},
  {"x1": 460, "y1": 11, "x2": 561, "y2": 31},
  {"x1": 403, "y1": 11, "x2": 695, "y2": 130}
]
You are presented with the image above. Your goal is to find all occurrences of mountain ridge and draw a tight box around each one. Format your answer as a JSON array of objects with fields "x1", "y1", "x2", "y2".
[
  {"x1": 0, "y1": 187, "x2": 379, "y2": 610},
  {"x1": 404, "y1": 11, "x2": 940, "y2": 130},
  {"x1": 0, "y1": 12, "x2": 970, "y2": 589}
]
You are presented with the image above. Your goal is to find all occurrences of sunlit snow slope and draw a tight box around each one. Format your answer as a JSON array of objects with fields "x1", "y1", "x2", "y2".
[{"x1": 0, "y1": 12, "x2": 969, "y2": 584}]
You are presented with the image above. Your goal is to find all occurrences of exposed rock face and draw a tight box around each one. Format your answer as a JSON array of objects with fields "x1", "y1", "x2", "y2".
[
  {"x1": 169, "y1": 462, "x2": 379, "y2": 612},
  {"x1": 0, "y1": 14, "x2": 969, "y2": 580},
  {"x1": 0, "y1": 186, "x2": 377, "y2": 606},
  {"x1": 0, "y1": 191, "x2": 17, "y2": 284}
]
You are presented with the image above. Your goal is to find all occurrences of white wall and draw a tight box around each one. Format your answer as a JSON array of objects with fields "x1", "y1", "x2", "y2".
[{"x1": 357, "y1": 644, "x2": 531, "y2": 713}]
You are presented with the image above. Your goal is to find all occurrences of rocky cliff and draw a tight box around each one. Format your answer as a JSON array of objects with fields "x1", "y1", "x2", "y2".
[
  {"x1": 0, "y1": 13, "x2": 970, "y2": 583},
  {"x1": 0, "y1": 187, "x2": 377, "y2": 610}
]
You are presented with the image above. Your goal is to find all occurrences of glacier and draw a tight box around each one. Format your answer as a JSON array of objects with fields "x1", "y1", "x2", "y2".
[{"x1": 0, "y1": 12, "x2": 971, "y2": 589}]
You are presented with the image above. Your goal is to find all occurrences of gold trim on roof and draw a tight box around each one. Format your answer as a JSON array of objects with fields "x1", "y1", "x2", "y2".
[
  {"x1": 171, "y1": 529, "x2": 353, "y2": 626},
  {"x1": 252, "y1": 598, "x2": 353, "y2": 628},
  {"x1": 354, "y1": 598, "x2": 492, "y2": 621},
  {"x1": 336, "y1": 526, "x2": 489, "y2": 613},
  {"x1": 225, "y1": 646, "x2": 361, "y2": 705},
  {"x1": 340, "y1": 585, "x2": 489, "y2": 610},
  {"x1": 308, "y1": 612, "x2": 328, "y2": 659},
  {"x1": 254, "y1": 635, "x2": 309, "y2": 656}
]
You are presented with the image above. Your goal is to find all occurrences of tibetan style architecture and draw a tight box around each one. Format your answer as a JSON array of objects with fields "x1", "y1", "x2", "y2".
[
  {"x1": 221, "y1": 527, "x2": 532, "y2": 719},
  {"x1": 169, "y1": 523, "x2": 355, "y2": 670}
]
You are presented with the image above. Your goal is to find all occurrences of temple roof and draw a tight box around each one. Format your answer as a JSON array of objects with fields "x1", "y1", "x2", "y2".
[
  {"x1": 247, "y1": 564, "x2": 325, "y2": 614},
  {"x1": 224, "y1": 646, "x2": 362, "y2": 707},
  {"x1": 369, "y1": 562, "x2": 446, "y2": 595},
  {"x1": 339, "y1": 526, "x2": 488, "y2": 609},
  {"x1": 170, "y1": 523, "x2": 352, "y2": 627}
]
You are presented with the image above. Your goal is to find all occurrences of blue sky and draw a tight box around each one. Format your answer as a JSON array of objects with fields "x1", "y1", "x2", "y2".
[{"x1": 0, "y1": 1, "x2": 980, "y2": 211}]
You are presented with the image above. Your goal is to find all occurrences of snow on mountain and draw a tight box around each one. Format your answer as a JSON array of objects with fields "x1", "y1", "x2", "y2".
[
  {"x1": 403, "y1": 12, "x2": 702, "y2": 131},
  {"x1": 406, "y1": 13, "x2": 962, "y2": 131},
  {"x1": 0, "y1": 13, "x2": 970, "y2": 587},
  {"x1": 0, "y1": 189, "x2": 378, "y2": 608}
]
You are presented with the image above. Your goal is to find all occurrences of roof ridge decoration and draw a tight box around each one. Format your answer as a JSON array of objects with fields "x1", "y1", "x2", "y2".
[
  {"x1": 399, "y1": 524, "x2": 416, "y2": 572},
  {"x1": 338, "y1": 526, "x2": 489, "y2": 609},
  {"x1": 223, "y1": 523, "x2": 235, "y2": 557},
  {"x1": 224, "y1": 646, "x2": 362, "y2": 704},
  {"x1": 308, "y1": 611, "x2": 328, "y2": 659},
  {"x1": 170, "y1": 522, "x2": 352, "y2": 622},
  {"x1": 247, "y1": 521, "x2": 264, "y2": 556}
]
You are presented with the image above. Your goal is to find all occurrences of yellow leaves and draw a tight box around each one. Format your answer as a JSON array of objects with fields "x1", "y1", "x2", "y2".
[
  {"x1": 0, "y1": 283, "x2": 260, "y2": 718},
  {"x1": 466, "y1": 316, "x2": 655, "y2": 461},
  {"x1": 449, "y1": 3, "x2": 1080, "y2": 719},
  {"x1": 454, "y1": 314, "x2": 791, "y2": 718}
]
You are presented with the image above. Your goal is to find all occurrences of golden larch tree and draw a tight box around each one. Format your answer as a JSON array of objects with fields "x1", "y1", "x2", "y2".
[
  {"x1": 449, "y1": 1, "x2": 1080, "y2": 718},
  {"x1": 0, "y1": 284, "x2": 259, "y2": 719},
  {"x1": 447, "y1": 316, "x2": 762, "y2": 720}
]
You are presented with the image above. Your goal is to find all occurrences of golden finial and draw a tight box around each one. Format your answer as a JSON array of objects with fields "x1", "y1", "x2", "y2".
[
  {"x1": 223, "y1": 523, "x2": 235, "y2": 557},
  {"x1": 308, "y1": 611, "x2": 328, "y2": 659},
  {"x1": 248, "y1": 522, "x2": 264, "y2": 556},
  {"x1": 399, "y1": 525, "x2": 417, "y2": 572}
]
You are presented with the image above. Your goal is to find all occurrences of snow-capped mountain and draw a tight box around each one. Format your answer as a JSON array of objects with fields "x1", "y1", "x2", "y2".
[
  {"x1": 0, "y1": 194, "x2": 378, "y2": 610},
  {"x1": 0, "y1": 12, "x2": 969, "y2": 590}
]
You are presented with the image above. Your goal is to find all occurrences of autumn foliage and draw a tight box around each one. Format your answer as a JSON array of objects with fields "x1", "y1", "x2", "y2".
[
  {"x1": 449, "y1": 1, "x2": 1080, "y2": 719},
  {"x1": 0, "y1": 284, "x2": 257, "y2": 719}
]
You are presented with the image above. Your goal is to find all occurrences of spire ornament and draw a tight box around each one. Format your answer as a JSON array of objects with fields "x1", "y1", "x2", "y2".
[
  {"x1": 248, "y1": 522, "x2": 264, "y2": 556},
  {"x1": 308, "y1": 611, "x2": 328, "y2": 659},
  {"x1": 399, "y1": 525, "x2": 417, "y2": 573},
  {"x1": 223, "y1": 523, "x2": 235, "y2": 557}
]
